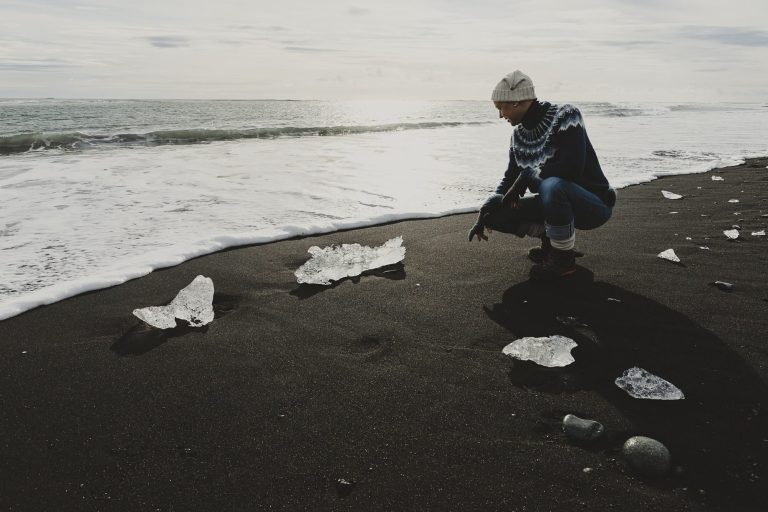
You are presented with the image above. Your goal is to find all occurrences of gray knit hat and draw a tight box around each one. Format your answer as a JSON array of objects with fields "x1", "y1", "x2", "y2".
[{"x1": 491, "y1": 70, "x2": 536, "y2": 102}]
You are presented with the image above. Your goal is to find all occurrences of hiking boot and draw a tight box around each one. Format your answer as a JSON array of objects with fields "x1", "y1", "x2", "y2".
[
  {"x1": 530, "y1": 248, "x2": 577, "y2": 280},
  {"x1": 528, "y1": 237, "x2": 584, "y2": 263},
  {"x1": 527, "y1": 237, "x2": 553, "y2": 263}
]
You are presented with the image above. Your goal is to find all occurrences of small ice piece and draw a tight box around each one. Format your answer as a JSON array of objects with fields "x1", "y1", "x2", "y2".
[
  {"x1": 699, "y1": 246, "x2": 710, "y2": 250},
  {"x1": 556, "y1": 315, "x2": 588, "y2": 327},
  {"x1": 685, "y1": 237, "x2": 692, "y2": 241},
  {"x1": 723, "y1": 229, "x2": 739, "y2": 240},
  {"x1": 615, "y1": 367, "x2": 684, "y2": 400},
  {"x1": 669, "y1": 211, "x2": 679, "y2": 214},
  {"x1": 752, "y1": 230, "x2": 766, "y2": 236},
  {"x1": 295, "y1": 236, "x2": 406, "y2": 285},
  {"x1": 728, "y1": 199, "x2": 740, "y2": 203},
  {"x1": 710, "y1": 281, "x2": 734, "y2": 292},
  {"x1": 662, "y1": 190, "x2": 683, "y2": 200},
  {"x1": 502, "y1": 335, "x2": 577, "y2": 368},
  {"x1": 607, "y1": 297, "x2": 622, "y2": 303},
  {"x1": 657, "y1": 249, "x2": 680, "y2": 263},
  {"x1": 711, "y1": 175, "x2": 724, "y2": 181},
  {"x1": 133, "y1": 275, "x2": 215, "y2": 329}
]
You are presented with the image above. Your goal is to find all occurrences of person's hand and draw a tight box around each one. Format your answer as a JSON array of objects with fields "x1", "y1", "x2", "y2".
[
  {"x1": 501, "y1": 175, "x2": 527, "y2": 209},
  {"x1": 468, "y1": 222, "x2": 488, "y2": 242}
]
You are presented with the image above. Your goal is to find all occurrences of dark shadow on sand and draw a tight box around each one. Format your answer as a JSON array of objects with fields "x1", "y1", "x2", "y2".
[
  {"x1": 485, "y1": 269, "x2": 768, "y2": 510},
  {"x1": 290, "y1": 262, "x2": 406, "y2": 299},
  {"x1": 110, "y1": 293, "x2": 240, "y2": 355}
]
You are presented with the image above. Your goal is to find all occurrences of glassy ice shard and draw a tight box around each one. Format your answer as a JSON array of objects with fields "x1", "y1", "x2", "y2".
[
  {"x1": 657, "y1": 249, "x2": 680, "y2": 263},
  {"x1": 752, "y1": 230, "x2": 765, "y2": 236},
  {"x1": 615, "y1": 367, "x2": 684, "y2": 400},
  {"x1": 502, "y1": 335, "x2": 577, "y2": 368},
  {"x1": 723, "y1": 229, "x2": 739, "y2": 239},
  {"x1": 295, "y1": 236, "x2": 406, "y2": 286},
  {"x1": 133, "y1": 275, "x2": 215, "y2": 329},
  {"x1": 711, "y1": 175, "x2": 724, "y2": 181},
  {"x1": 728, "y1": 199, "x2": 740, "y2": 203},
  {"x1": 661, "y1": 190, "x2": 683, "y2": 200}
]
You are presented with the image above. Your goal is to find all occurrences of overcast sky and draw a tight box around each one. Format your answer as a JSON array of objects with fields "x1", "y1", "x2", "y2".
[{"x1": 1, "y1": 0, "x2": 767, "y2": 102}]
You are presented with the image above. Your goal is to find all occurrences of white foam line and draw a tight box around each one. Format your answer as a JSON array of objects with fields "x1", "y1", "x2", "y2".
[{"x1": 0, "y1": 207, "x2": 476, "y2": 322}]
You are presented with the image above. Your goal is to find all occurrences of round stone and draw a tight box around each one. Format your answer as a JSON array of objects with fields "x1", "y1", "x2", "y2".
[
  {"x1": 622, "y1": 436, "x2": 671, "y2": 477},
  {"x1": 562, "y1": 414, "x2": 605, "y2": 442}
]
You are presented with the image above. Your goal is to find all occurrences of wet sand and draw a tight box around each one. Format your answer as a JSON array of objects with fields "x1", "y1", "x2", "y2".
[{"x1": 1, "y1": 158, "x2": 767, "y2": 511}]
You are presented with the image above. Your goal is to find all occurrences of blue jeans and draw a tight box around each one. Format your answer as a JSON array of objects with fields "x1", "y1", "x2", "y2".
[{"x1": 484, "y1": 177, "x2": 613, "y2": 241}]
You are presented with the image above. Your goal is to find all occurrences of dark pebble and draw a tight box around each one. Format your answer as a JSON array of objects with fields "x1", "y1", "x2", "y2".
[
  {"x1": 622, "y1": 436, "x2": 671, "y2": 477},
  {"x1": 562, "y1": 414, "x2": 605, "y2": 442}
]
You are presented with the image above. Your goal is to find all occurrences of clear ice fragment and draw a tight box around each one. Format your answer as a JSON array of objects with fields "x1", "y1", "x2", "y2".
[
  {"x1": 615, "y1": 367, "x2": 684, "y2": 400},
  {"x1": 728, "y1": 199, "x2": 740, "y2": 203},
  {"x1": 502, "y1": 335, "x2": 577, "y2": 368},
  {"x1": 711, "y1": 175, "x2": 724, "y2": 181},
  {"x1": 723, "y1": 229, "x2": 739, "y2": 239},
  {"x1": 657, "y1": 249, "x2": 680, "y2": 263},
  {"x1": 133, "y1": 275, "x2": 215, "y2": 329},
  {"x1": 661, "y1": 190, "x2": 683, "y2": 200},
  {"x1": 752, "y1": 230, "x2": 765, "y2": 236},
  {"x1": 294, "y1": 236, "x2": 406, "y2": 286}
]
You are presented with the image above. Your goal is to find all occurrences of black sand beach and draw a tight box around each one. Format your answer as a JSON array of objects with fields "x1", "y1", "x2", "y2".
[{"x1": 2, "y1": 158, "x2": 767, "y2": 511}]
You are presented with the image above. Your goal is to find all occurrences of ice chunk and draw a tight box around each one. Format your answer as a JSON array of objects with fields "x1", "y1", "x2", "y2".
[
  {"x1": 710, "y1": 281, "x2": 734, "y2": 291},
  {"x1": 661, "y1": 190, "x2": 683, "y2": 200},
  {"x1": 615, "y1": 367, "x2": 684, "y2": 400},
  {"x1": 728, "y1": 199, "x2": 740, "y2": 203},
  {"x1": 752, "y1": 230, "x2": 765, "y2": 236},
  {"x1": 133, "y1": 275, "x2": 214, "y2": 329},
  {"x1": 295, "y1": 236, "x2": 405, "y2": 286},
  {"x1": 502, "y1": 335, "x2": 577, "y2": 368},
  {"x1": 657, "y1": 249, "x2": 680, "y2": 263},
  {"x1": 723, "y1": 229, "x2": 739, "y2": 239},
  {"x1": 699, "y1": 246, "x2": 710, "y2": 250},
  {"x1": 711, "y1": 175, "x2": 724, "y2": 181}
]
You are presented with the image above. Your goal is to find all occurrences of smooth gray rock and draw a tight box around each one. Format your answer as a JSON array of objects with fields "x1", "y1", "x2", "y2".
[
  {"x1": 622, "y1": 436, "x2": 671, "y2": 477},
  {"x1": 562, "y1": 414, "x2": 605, "y2": 442}
]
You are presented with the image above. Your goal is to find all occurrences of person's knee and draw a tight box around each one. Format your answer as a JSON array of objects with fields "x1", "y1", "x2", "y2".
[{"x1": 539, "y1": 177, "x2": 568, "y2": 199}]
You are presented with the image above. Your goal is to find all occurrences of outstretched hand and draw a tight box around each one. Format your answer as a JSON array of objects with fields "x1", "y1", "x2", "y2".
[{"x1": 468, "y1": 222, "x2": 488, "y2": 242}]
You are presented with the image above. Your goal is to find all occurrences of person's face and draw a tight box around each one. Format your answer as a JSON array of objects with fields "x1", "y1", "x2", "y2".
[{"x1": 494, "y1": 101, "x2": 526, "y2": 126}]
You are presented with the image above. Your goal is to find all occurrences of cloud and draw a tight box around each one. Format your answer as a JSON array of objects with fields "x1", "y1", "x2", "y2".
[
  {"x1": 283, "y1": 46, "x2": 342, "y2": 53},
  {"x1": 684, "y1": 26, "x2": 768, "y2": 47},
  {"x1": 597, "y1": 40, "x2": 663, "y2": 48},
  {"x1": 0, "y1": 59, "x2": 77, "y2": 72},
  {"x1": 146, "y1": 36, "x2": 190, "y2": 48}
]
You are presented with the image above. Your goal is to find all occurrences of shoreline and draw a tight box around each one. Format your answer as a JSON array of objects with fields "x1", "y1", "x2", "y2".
[
  {"x1": 1, "y1": 155, "x2": 764, "y2": 322},
  {"x1": 1, "y1": 157, "x2": 767, "y2": 511}
]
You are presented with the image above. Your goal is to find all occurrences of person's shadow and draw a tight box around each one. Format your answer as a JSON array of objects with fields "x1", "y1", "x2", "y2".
[{"x1": 484, "y1": 269, "x2": 768, "y2": 510}]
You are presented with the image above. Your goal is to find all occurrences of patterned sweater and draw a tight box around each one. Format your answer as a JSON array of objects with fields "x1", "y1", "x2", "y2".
[{"x1": 495, "y1": 101, "x2": 615, "y2": 206}]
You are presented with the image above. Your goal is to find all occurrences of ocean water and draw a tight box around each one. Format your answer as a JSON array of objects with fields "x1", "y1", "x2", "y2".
[{"x1": 1, "y1": 99, "x2": 766, "y2": 319}]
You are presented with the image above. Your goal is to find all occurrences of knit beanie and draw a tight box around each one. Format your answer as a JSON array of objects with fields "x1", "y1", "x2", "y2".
[{"x1": 491, "y1": 70, "x2": 536, "y2": 102}]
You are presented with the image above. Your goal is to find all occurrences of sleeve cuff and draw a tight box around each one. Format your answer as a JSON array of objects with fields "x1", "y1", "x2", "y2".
[{"x1": 521, "y1": 167, "x2": 543, "y2": 192}]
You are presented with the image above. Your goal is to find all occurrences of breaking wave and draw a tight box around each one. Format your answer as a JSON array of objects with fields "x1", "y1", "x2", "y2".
[
  {"x1": 0, "y1": 121, "x2": 490, "y2": 155},
  {"x1": 579, "y1": 102, "x2": 671, "y2": 117}
]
